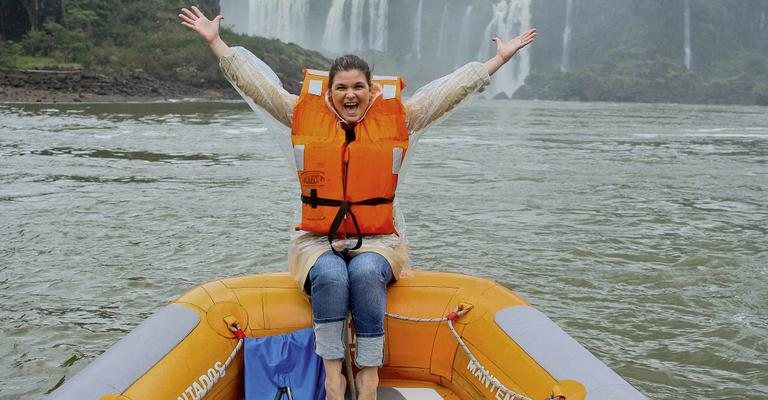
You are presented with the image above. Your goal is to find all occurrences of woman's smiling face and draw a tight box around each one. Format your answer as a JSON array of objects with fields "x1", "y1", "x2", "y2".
[{"x1": 329, "y1": 69, "x2": 372, "y2": 124}]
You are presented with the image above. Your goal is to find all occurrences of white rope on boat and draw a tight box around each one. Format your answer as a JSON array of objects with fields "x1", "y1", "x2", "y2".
[
  {"x1": 385, "y1": 307, "x2": 534, "y2": 400},
  {"x1": 198, "y1": 315, "x2": 545, "y2": 400},
  {"x1": 221, "y1": 337, "x2": 244, "y2": 376},
  {"x1": 197, "y1": 323, "x2": 245, "y2": 400}
]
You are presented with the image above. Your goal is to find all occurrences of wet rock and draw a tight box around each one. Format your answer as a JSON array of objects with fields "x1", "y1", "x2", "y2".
[{"x1": 0, "y1": 69, "x2": 233, "y2": 102}]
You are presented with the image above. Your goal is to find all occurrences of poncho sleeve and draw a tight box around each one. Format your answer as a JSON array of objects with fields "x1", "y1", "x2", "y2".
[
  {"x1": 404, "y1": 62, "x2": 491, "y2": 135},
  {"x1": 218, "y1": 46, "x2": 298, "y2": 128}
]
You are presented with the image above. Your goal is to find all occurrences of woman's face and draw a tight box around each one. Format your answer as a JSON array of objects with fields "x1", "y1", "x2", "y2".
[{"x1": 329, "y1": 69, "x2": 372, "y2": 124}]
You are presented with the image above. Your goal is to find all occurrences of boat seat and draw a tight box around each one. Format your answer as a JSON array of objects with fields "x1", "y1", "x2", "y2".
[{"x1": 377, "y1": 387, "x2": 444, "y2": 400}]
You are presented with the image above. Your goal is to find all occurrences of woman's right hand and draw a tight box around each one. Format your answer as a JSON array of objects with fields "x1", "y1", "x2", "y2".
[{"x1": 179, "y1": 5, "x2": 223, "y2": 44}]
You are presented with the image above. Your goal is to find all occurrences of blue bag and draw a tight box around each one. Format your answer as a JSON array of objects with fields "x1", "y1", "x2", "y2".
[{"x1": 244, "y1": 328, "x2": 326, "y2": 400}]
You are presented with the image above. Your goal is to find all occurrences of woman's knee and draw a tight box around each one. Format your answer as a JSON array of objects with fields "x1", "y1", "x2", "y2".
[
  {"x1": 348, "y1": 252, "x2": 392, "y2": 285},
  {"x1": 309, "y1": 251, "x2": 349, "y2": 293},
  {"x1": 309, "y1": 251, "x2": 350, "y2": 323}
]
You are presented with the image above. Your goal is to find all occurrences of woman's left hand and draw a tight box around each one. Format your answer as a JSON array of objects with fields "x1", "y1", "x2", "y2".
[
  {"x1": 493, "y1": 28, "x2": 537, "y2": 63},
  {"x1": 179, "y1": 5, "x2": 223, "y2": 45}
]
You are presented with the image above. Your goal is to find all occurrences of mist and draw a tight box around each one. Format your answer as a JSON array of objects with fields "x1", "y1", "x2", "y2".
[{"x1": 220, "y1": 0, "x2": 768, "y2": 100}]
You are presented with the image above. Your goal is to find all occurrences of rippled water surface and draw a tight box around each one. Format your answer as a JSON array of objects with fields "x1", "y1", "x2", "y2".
[{"x1": 1, "y1": 100, "x2": 766, "y2": 399}]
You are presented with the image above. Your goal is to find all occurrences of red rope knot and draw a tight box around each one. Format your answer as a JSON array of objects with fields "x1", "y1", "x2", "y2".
[
  {"x1": 447, "y1": 304, "x2": 474, "y2": 322},
  {"x1": 228, "y1": 322, "x2": 246, "y2": 340}
]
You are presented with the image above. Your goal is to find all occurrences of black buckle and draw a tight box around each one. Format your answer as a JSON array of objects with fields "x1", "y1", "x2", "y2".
[{"x1": 309, "y1": 188, "x2": 318, "y2": 208}]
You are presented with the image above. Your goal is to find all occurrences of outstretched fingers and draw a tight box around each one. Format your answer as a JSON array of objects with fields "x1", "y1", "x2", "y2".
[
  {"x1": 178, "y1": 5, "x2": 224, "y2": 45},
  {"x1": 178, "y1": 13, "x2": 195, "y2": 25},
  {"x1": 180, "y1": 7, "x2": 197, "y2": 21},
  {"x1": 191, "y1": 5, "x2": 206, "y2": 19},
  {"x1": 519, "y1": 28, "x2": 537, "y2": 45},
  {"x1": 178, "y1": 9, "x2": 198, "y2": 32}
]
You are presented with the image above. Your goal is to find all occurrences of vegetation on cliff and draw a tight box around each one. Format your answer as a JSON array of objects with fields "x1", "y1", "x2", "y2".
[
  {"x1": 0, "y1": 0, "x2": 330, "y2": 95},
  {"x1": 525, "y1": 0, "x2": 768, "y2": 105},
  {"x1": 516, "y1": 48, "x2": 768, "y2": 106}
]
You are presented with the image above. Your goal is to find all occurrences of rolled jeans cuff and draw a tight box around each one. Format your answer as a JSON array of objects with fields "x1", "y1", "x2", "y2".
[
  {"x1": 355, "y1": 335, "x2": 385, "y2": 368},
  {"x1": 314, "y1": 320, "x2": 345, "y2": 360}
]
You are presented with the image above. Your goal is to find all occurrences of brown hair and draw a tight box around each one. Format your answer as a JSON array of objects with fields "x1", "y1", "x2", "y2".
[{"x1": 328, "y1": 54, "x2": 372, "y2": 87}]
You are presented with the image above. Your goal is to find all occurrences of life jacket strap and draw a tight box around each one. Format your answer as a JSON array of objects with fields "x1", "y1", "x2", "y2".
[{"x1": 300, "y1": 195, "x2": 394, "y2": 257}]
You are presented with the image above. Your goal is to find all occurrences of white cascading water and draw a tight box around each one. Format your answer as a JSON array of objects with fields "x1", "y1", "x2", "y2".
[
  {"x1": 348, "y1": 0, "x2": 365, "y2": 51},
  {"x1": 437, "y1": 2, "x2": 451, "y2": 60},
  {"x1": 760, "y1": 5, "x2": 765, "y2": 30},
  {"x1": 561, "y1": 0, "x2": 574, "y2": 72},
  {"x1": 414, "y1": 0, "x2": 423, "y2": 59},
  {"x1": 454, "y1": 5, "x2": 475, "y2": 68},
  {"x1": 684, "y1": 0, "x2": 691, "y2": 69},
  {"x1": 479, "y1": 0, "x2": 532, "y2": 98},
  {"x1": 321, "y1": 0, "x2": 346, "y2": 53},
  {"x1": 223, "y1": 0, "x2": 532, "y2": 96},
  {"x1": 479, "y1": 2, "x2": 507, "y2": 61},
  {"x1": 368, "y1": 0, "x2": 388, "y2": 51},
  {"x1": 322, "y1": 0, "x2": 388, "y2": 54},
  {"x1": 244, "y1": 0, "x2": 309, "y2": 47}
]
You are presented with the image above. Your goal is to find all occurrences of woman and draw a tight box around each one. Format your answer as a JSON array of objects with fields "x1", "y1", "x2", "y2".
[{"x1": 179, "y1": 6, "x2": 535, "y2": 400}]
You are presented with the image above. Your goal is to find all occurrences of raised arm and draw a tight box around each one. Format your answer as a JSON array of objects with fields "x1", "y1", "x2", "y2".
[
  {"x1": 405, "y1": 28, "x2": 537, "y2": 134},
  {"x1": 178, "y1": 6, "x2": 297, "y2": 127}
]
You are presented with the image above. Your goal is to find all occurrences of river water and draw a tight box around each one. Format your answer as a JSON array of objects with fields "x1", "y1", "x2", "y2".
[{"x1": 1, "y1": 100, "x2": 766, "y2": 399}]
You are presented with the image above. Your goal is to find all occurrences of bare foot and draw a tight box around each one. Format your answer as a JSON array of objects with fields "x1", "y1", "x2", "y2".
[{"x1": 355, "y1": 367, "x2": 379, "y2": 400}]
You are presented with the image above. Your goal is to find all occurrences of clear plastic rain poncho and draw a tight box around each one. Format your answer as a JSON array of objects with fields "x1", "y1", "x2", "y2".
[{"x1": 219, "y1": 47, "x2": 490, "y2": 291}]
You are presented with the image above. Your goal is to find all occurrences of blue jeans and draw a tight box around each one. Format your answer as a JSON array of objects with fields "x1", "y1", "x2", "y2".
[{"x1": 308, "y1": 251, "x2": 393, "y2": 367}]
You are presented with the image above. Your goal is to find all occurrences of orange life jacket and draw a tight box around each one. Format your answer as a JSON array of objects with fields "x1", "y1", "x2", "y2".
[{"x1": 291, "y1": 69, "x2": 409, "y2": 253}]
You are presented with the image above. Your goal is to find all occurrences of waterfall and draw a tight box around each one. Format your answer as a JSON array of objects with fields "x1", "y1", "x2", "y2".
[
  {"x1": 760, "y1": 6, "x2": 765, "y2": 30},
  {"x1": 368, "y1": 0, "x2": 388, "y2": 51},
  {"x1": 479, "y1": 2, "x2": 507, "y2": 61},
  {"x1": 454, "y1": 5, "x2": 474, "y2": 68},
  {"x1": 348, "y1": 0, "x2": 365, "y2": 51},
  {"x1": 413, "y1": 0, "x2": 424, "y2": 59},
  {"x1": 561, "y1": 0, "x2": 574, "y2": 72},
  {"x1": 684, "y1": 0, "x2": 691, "y2": 69},
  {"x1": 437, "y1": 2, "x2": 451, "y2": 60},
  {"x1": 479, "y1": 0, "x2": 533, "y2": 98},
  {"x1": 321, "y1": 0, "x2": 347, "y2": 53},
  {"x1": 222, "y1": 0, "x2": 533, "y2": 97},
  {"x1": 321, "y1": 0, "x2": 388, "y2": 54},
  {"x1": 241, "y1": 0, "x2": 309, "y2": 47}
]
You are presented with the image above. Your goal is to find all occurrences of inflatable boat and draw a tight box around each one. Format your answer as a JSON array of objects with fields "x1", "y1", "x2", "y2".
[{"x1": 45, "y1": 271, "x2": 646, "y2": 400}]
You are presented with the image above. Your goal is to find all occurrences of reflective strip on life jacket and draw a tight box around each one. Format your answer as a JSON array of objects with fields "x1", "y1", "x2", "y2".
[{"x1": 291, "y1": 69, "x2": 409, "y2": 253}]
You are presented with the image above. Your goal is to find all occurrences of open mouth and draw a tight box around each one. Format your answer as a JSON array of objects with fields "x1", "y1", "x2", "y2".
[{"x1": 343, "y1": 102, "x2": 359, "y2": 116}]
